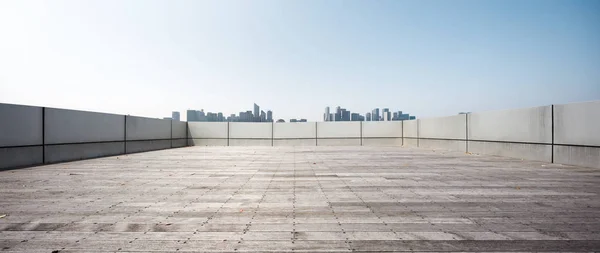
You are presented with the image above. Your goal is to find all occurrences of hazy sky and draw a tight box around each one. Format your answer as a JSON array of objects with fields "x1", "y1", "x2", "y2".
[{"x1": 1, "y1": 0, "x2": 598, "y2": 121}]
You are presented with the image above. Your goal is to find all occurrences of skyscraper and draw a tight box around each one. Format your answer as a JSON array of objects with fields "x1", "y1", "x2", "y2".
[
  {"x1": 260, "y1": 110, "x2": 266, "y2": 122},
  {"x1": 217, "y1": 112, "x2": 224, "y2": 122},
  {"x1": 186, "y1": 110, "x2": 197, "y2": 122},
  {"x1": 372, "y1": 108, "x2": 380, "y2": 121},
  {"x1": 366, "y1": 112, "x2": 372, "y2": 121},
  {"x1": 172, "y1": 111, "x2": 180, "y2": 121},
  {"x1": 324, "y1": 107, "x2": 330, "y2": 121},
  {"x1": 253, "y1": 103, "x2": 259, "y2": 122},
  {"x1": 267, "y1": 110, "x2": 273, "y2": 122},
  {"x1": 382, "y1": 108, "x2": 391, "y2": 121}
]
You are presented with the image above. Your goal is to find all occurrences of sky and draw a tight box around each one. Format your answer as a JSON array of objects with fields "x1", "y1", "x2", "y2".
[{"x1": 0, "y1": 0, "x2": 598, "y2": 121}]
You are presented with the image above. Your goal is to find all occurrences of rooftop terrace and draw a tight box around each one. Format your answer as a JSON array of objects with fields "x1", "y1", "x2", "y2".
[
  {"x1": 1, "y1": 101, "x2": 599, "y2": 252},
  {"x1": 1, "y1": 146, "x2": 600, "y2": 252}
]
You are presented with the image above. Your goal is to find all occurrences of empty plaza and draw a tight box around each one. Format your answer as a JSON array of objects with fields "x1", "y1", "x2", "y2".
[{"x1": 1, "y1": 146, "x2": 599, "y2": 252}]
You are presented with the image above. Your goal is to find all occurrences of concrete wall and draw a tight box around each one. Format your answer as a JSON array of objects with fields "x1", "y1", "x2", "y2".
[
  {"x1": 44, "y1": 108, "x2": 125, "y2": 163},
  {"x1": 273, "y1": 122, "x2": 316, "y2": 146},
  {"x1": 0, "y1": 103, "x2": 44, "y2": 169},
  {"x1": 468, "y1": 106, "x2": 552, "y2": 162},
  {"x1": 402, "y1": 120, "x2": 418, "y2": 147},
  {"x1": 125, "y1": 116, "x2": 172, "y2": 153},
  {"x1": 418, "y1": 115, "x2": 467, "y2": 152},
  {"x1": 0, "y1": 103, "x2": 188, "y2": 170},
  {"x1": 553, "y1": 101, "x2": 600, "y2": 168},
  {"x1": 171, "y1": 121, "x2": 187, "y2": 148},
  {"x1": 317, "y1": 122, "x2": 360, "y2": 146},
  {"x1": 362, "y1": 121, "x2": 402, "y2": 146}
]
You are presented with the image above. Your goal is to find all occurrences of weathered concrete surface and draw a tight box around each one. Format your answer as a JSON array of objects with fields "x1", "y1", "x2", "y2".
[{"x1": 1, "y1": 146, "x2": 599, "y2": 252}]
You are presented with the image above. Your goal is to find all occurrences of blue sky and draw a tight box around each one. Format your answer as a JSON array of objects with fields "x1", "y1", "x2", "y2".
[{"x1": 1, "y1": 0, "x2": 598, "y2": 121}]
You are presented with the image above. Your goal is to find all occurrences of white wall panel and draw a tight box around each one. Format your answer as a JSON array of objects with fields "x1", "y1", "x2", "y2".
[
  {"x1": 402, "y1": 120, "x2": 418, "y2": 138},
  {"x1": 362, "y1": 121, "x2": 402, "y2": 138},
  {"x1": 554, "y1": 101, "x2": 600, "y2": 146},
  {"x1": 419, "y1": 114, "x2": 466, "y2": 140},
  {"x1": 230, "y1": 122, "x2": 272, "y2": 139},
  {"x1": 45, "y1": 108, "x2": 124, "y2": 144},
  {"x1": 188, "y1": 122, "x2": 228, "y2": 139},
  {"x1": 0, "y1": 103, "x2": 43, "y2": 147},
  {"x1": 317, "y1": 122, "x2": 360, "y2": 138},
  {"x1": 273, "y1": 122, "x2": 316, "y2": 139},
  {"x1": 468, "y1": 106, "x2": 552, "y2": 143},
  {"x1": 171, "y1": 121, "x2": 187, "y2": 139},
  {"x1": 126, "y1": 116, "x2": 171, "y2": 141}
]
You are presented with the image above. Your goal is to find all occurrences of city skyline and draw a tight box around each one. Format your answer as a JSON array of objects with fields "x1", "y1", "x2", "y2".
[{"x1": 1, "y1": 1, "x2": 598, "y2": 122}]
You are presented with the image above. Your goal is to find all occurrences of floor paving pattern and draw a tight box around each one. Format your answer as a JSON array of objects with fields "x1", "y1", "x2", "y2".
[{"x1": 1, "y1": 146, "x2": 599, "y2": 252}]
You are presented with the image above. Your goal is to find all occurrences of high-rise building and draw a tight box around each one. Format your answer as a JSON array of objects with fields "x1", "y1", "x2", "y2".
[
  {"x1": 217, "y1": 112, "x2": 224, "y2": 122},
  {"x1": 342, "y1": 110, "x2": 350, "y2": 121},
  {"x1": 253, "y1": 103, "x2": 259, "y2": 122},
  {"x1": 366, "y1": 112, "x2": 372, "y2": 121},
  {"x1": 260, "y1": 110, "x2": 266, "y2": 122},
  {"x1": 172, "y1": 111, "x2": 180, "y2": 121},
  {"x1": 186, "y1": 110, "x2": 197, "y2": 122},
  {"x1": 382, "y1": 108, "x2": 391, "y2": 121},
  {"x1": 267, "y1": 110, "x2": 273, "y2": 122},
  {"x1": 324, "y1": 107, "x2": 330, "y2": 121},
  {"x1": 372, "y1": 108, "x2": 380, "y2": 121},
  {"x1": 246, "y1": 110, "x2": 253, "y2": 122},
  {"x1": 351, "y1": 113, "x2": 360, "y2": 121}
]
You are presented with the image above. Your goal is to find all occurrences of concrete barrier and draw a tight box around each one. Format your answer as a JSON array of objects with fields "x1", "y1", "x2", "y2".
[
  {"x1": 171, "y1": 121, "x2": 187, "y2": 148},
  {"x1": 317, "y1": 122, "x2": 360, "y2": 146},
  {"x1": 468, "y1": 105, "x2": 552, "y2": 162},
  {"x1": 229, "y1": 122, "x2": 272, "y2": 146},
  {"x1": 402, "y1": 120, "x2": 418, "y2": 147},
  {"x1": 0, "y1": 103, "x2": 44, "y2": 169},
  {"x1": 362, "y1": 121, "x2": 402, "y2": 146},
  {"x1": 553, "y1": 101, "x2": 600, "y2": 168},
  {"x1": 44, "y1": 108, "x2": 125, "y2": 163},
  {"x1": 418, "y1": 114, "x2": 467, "y2": 152},
  {"x1": 273, "y1": 122, "x2": 316, "y2": 146},
  {"x1": 125, "y1": 116, "x2": 172, "y2": 153}
]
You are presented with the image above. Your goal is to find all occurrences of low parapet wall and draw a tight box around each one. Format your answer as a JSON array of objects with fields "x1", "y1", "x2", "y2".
[
  {"x1": 187, "y1": 101, "x2": 599, "y2": 169},
  {"x1": 0, "y1": 103, "x2": 187, "y2": 170},
  {"x1": 2, "y1": 101, "x2": 598, "y2": 170}
]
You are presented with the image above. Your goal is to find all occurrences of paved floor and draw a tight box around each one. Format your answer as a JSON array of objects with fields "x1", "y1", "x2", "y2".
[{"x1": 1, "y1": 146, "x2": 599, "y2": 252}]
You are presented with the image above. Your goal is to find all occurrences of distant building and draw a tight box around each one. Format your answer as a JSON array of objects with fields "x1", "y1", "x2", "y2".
[
  {"x1": 372, "y1": 108, "x2": 380, "y2": 121},
  {"x1": 290, "y1": 119, "x2": 297, "y2": 122},
  {"x1": 276, "y1": 119, "x2": 285, "y2": 123},
  {"x1": 217, "y1": 112, "x2": 224, "y2": 122},
  {"x1": 324, "y1": 107, "x2": 330, "y2": 121},
  {"x1": 163, "y1": 117, "x2": 171, "y2": 120},
  {"x1": 260, "y1": 110, "x2": 266, "y2": 122},
  {"x1": 172, "y1": 111, "x2": 180, "y2": 121},
  {"x1": 253, "y1": 103, "x2": 260, "y2": 122},
  {"x1": 366, "y1": 112, "x2": 372, "y2": 121},
  {"x1": 382, "y1": 108, "x2": 391, "y2": 121},
  {"x1": 186, "y1": 110, "x2": 197, "y2": 122},
  {"x1": 267, "y1": 110, "x2": 273, "y2": 122},
  {"x1": 351, "y1": 113, "x2": 360, "y2": 121},
  {"x1": 299, "y1": 119, "x2": 307, "y2": 122},
  {"x1": 409, "y1": 116, "x2": 416, "y2": 120}
]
